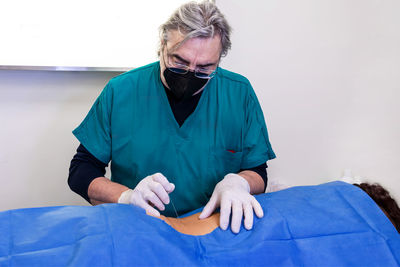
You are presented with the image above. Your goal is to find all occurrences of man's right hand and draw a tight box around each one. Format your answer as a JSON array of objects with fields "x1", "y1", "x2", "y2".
[{"x1": 117, "y1": 173, "x2": 175, "y2": 217}]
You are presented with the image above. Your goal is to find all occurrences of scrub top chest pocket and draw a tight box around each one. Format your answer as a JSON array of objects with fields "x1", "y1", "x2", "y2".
[{"x1": 209, "y1": 147, "x2": 243, "y2": 179}]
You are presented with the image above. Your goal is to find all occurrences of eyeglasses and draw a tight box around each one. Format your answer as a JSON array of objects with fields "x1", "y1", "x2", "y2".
[{"x1": 164, "y1": 49, "x2": 218, "y2": 79}]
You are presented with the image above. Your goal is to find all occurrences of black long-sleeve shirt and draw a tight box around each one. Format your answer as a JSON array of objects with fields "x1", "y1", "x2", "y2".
[{"x1": 68, "y1": 86, "x2": 268, "y2": 203}]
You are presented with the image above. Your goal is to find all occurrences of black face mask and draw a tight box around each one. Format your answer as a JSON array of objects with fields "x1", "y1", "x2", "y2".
[{"x1": 163, "y1": 68, "x2": 208, "y2": 101}]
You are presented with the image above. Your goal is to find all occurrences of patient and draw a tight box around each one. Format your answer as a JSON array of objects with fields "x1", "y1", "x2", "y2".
[
  {"x1": 354, "y1": 182, "x2": 400, "y2": 233},
  {"x1": 1, "y1": 181, "x2": 399, "y2": 266},
  {"x1": 152, "y1": 182, "x2": 400, "y2": 235}
]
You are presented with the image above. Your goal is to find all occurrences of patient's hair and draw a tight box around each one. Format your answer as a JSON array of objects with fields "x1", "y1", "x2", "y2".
[{"x1": 354, "y1": 183, "x2": 400, "y2": 233}]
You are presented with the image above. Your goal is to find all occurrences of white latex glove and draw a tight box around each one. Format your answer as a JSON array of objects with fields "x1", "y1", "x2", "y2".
[
  {"x1": 199, "y1": 173, "x2": 264, "y2": 234},
  {"x1": 118, "y1": 173, "x2": 175, "y2": 217}
]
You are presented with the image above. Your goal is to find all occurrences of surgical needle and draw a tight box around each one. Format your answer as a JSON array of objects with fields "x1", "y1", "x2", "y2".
[{"x1": 170, "y1": 199, "x2": 179, "y2": 218}]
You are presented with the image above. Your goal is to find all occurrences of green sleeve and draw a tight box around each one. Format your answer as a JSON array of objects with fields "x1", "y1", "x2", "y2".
[
  {"x1": 241, "y1": 87, "x2": 276, "y2": 169},
  {"x1": 72, "y1": 83, "x2": 113, "y2": 164}
]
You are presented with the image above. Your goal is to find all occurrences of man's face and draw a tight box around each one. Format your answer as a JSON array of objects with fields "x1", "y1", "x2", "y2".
[{"x1": 160, "y1": 30, "x2": 222, "y2": 88}]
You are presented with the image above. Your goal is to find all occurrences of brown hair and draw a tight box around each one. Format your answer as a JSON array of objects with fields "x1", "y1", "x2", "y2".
[{"x1": 354, "y1": 183, "x2": 400, "y2": 233}]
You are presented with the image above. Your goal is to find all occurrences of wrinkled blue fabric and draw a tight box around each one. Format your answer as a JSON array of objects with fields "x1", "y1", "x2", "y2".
[{"x1": 0, "y1": 181, "x2": 399, "y2": 266}]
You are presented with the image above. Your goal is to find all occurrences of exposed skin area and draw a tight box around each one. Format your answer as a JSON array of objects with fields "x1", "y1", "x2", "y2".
[{"x1": 148, "y1": 211, "x2": 220, "y2": 236}]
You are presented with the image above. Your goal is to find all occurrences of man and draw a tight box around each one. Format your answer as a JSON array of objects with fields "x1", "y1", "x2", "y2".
[{"x1": 68, "y1": 1, "x2": 275, "y2": 234}]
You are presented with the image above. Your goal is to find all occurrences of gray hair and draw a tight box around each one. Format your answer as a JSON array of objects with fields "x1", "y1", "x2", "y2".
[{"x1": 158, "y1": 1, "x2": 232, "y2": 58}]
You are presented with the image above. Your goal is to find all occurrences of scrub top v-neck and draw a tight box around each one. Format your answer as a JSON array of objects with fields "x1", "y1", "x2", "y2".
[
  {"x1": 163, "y1": 83, "x2": 203, "y2": 128},
  {"x1": 157, "y1": 72, "x2": 208, "y2": 136},
  {"x1": 73, "y1": 61, "x2": 275, "y2": 216}
]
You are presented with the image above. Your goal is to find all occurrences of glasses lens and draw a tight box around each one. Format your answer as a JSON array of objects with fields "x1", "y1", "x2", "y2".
[
  {"x1": 169, "y1": 67, "x2": 187, "y2": 74},
  {"x1": 195, "y1": 72, "x2": 210, "y2": 79},
  {"x1": 196, "y1": 69, "x2": 217, "y2": 79}
]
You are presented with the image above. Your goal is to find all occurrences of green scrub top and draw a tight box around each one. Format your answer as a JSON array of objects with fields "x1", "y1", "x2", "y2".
[{"x1": 73, "y1": 62, "x2": 276, "y2": 216}]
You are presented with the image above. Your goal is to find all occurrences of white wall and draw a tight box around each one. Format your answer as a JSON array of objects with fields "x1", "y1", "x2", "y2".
[
  {"x1": 0, "y1": 70, "x2": 118, "y2": 211},
  {"x1": 0, "y1": 0, "x2": 194, "y2": 69},
  {"x1": 217, "y1": 0, "x2": 400, "y2": 200},
  {"x1": 0, "y1": 0, "x2": 399, "y2": 211}
]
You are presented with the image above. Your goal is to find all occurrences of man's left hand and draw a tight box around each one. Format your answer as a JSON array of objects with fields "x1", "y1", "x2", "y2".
[{"x1": 199, "y1": 173, "x2": 264, "y2": 233}]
